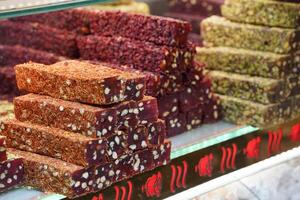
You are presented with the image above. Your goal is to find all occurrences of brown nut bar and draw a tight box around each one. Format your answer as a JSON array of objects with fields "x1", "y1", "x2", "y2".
[
  {"x1": 196, "y1": 47, "x2": 300, "y2": 79},
  {"x1": 206, "y1": 70, "x2": 290, "y2": 104},
  {"x1": 0, "y1": 21, "x2": 78, "y2": 58},
  {"x1": 0, "y1": 119, "x2": 107, "y2": 167},
  {"x1": 222, "y1": 0, "x2": 300, "y2": 28},
  {"x1": 218, "y1": 94, "x2": 293, "y2": 127},
  {"x1": 8, "y1": 148, "x2": 95, "y2": 198},
  {"x1": 201, "y1": 16, "x2": 300, "y2": 54},
  {"x1": 14, "y1": 94, "x2": 117, "y2": 138},
  {"x1": 0, "y1": 154, "x2": 24, "y2": 192},
  {"x1": 15, "y1": 60, "x2": 145, "y2": 105},
  {"x1": 77, "y1": 35, "x2": 194, "y2": 74}
]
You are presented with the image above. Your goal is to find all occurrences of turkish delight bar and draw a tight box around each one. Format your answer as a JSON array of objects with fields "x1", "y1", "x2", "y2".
[
  {"x1": 0, "y1": 67, "x2": 18, "y2": 96},
  {"x1": 201, "y1": 16, "x2": 300, "y2": 54},
  {"x1": 14, "y1": 93, "x2": 117, "y2": 138},
  {"x1": 196, "y1": 47, "x2": 299, "y2": 79},
  {"x1": 15, "y1": 60, "x2": 146, "y2": 105},
  {"x1": 158, "y1": 93, "x2": 180, "y2": 119},
  {"x1": 152, "y1": 140, "x2": 171, "y2": 166},
  {"x1": 0, "y1": 136, "x2": 7, "y2": 162},
  {"x1": 146, "y1": 119, "x2": 166, "y2": 146},
  {"x1": 90, "y1": 2, "x2": 150, "y2": 14},
  {"x1": 0, "y1": 119, "x2": 107, "y2": 167},
  {"x1": 13, "y1": 9, "x2": 192, "y2": 47},
  {"x1": 8, "y1": 148, "x2": 95, "y2": 198},
  {"x1": 0, "y1": 21, "x2": 78, "y2": 58},
  {"x1": 106, "y1": 131, "x2": 129, "y2": 160},
  {"x1": 93, "y1": 162, "x2": 114, "y2": 191},
  {"x1": 165, "y1": 113, "x2": 187, "y2": 137},
  {"x1": 0, "y1": 154, "x2": 24, "y2": 192},
  {"x1": 206, "y1": 70, "x2": 290, "y2": 104},
  {"x1": 127, "y1": 125, "x2": 149, "y2": 151},
  {"x1": 168, "y1": 0, "x2": 223, "y2": 16},
  {"x1": 0, "y1": 45, "x2": 65, "y2": 67},
  {"x1": 77, "y1": 35, "x2": 194, "y2": 74},
  {"x1": 218, "y1": 94, "x2": 293, "y2": 127},
  {"x1": 222, "y1": 0, "x2": 300, "y2": 28},
  {"x1": 202, "y1": 95, "x2": 222, "y2": 123}
]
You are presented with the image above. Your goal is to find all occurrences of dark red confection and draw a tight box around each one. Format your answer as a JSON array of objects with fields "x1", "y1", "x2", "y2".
[
  {"x1": 0, "y1": 136, "x2": 6, "y2": 147},
  {"x1": 202, "y1": 95, "x2": 222, "y2": 123},
  {"x1": 93, "y1": 162, "x2": 114, "y2": 192},
  {"x1": 0, "y1": 21, "x2": 78, "y2": 58},
  {"x1": 167, "y1": 0, "x2": 223, "y2": 16},
  {"x1": 0, "y1": 155, "x2": 24, "y2": 192},
  {"x1": 184, "y1": 61, "x2": 205, "y2": 88},
  {"x1": 186, "y1": 105, "x2": 203, "y2": 130},
  {"x1": 0, "y1": 148, "x2": 7, "y2": 162},
  {"x1": 188, "y1": 33, "x2": 203, "y2": 47},
  {"x1": 146, "y1": 119, "x2": 166, "y2": 146},
  {"x1": 165, "y1": 113, "x2": 187, "y2": 137},
  {"x1": 127, "y1": 125, "x2": 149, "y2": 151},
  {"x1": 1, "y1": 119, "x2": 108, "y2": 167},
  {"x1": 0, "y1": 45, "x2": 65, "y2": 67},
  {"x1": 0, "y1": 67, "x2": 19, "y2": 96},
  {"x1": 158, "y1": 93, "x2": 180, "y2": 119},
  {"x1": 106, "y1": 131, "x2": 129, "y2": 161},
  {"x1": 77, "y1": 35, "x2": 194, "y2": 74},
  {"x1": 152, "y1": 141, "x2": 172, "y2": 166},
  {"x1": 137, "y1": 96, "x2": 159, "y2": 124}
]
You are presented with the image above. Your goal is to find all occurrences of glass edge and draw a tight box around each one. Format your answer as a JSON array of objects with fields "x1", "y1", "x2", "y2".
[
  {"x1": 171, "y1": 126, "x2": 259, "y2": 159},
  {"x1": 0, "y1": 0, "x2": 113, "y2": 19}
]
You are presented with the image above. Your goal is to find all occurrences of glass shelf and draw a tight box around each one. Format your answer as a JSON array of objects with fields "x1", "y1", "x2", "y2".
[
  {"x1": 0, "y1": 121, "x2": 257, "y2": 200},
  {"x1": 0, "y1": 0, "x2": 113, "y2": 19}
]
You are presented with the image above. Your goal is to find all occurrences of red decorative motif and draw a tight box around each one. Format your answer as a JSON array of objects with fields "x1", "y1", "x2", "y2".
[
  {"x1": 243, "y1": 137, "x2": 261, "y2": 159},
  {"x1": 170, "y1": 161, "x2": 188, "y2": 193},
  {"x1": 142, "y1": 172, "x2": 162, "y2": 198},
  {"x1": 194, "y1": 153, "x2": 214, "y2": 177},
  {"x1": 268, "y1": 129, "x2": 282, "y2": 156},
  {"x1": 290, "y1": 123, "x2": 300, "y2": 141},
  {"x1": 92, "y1": 193, "x2": 104, "y2": 200},
  {"x1": 220, "y1": 144, "x2": 237, "y2": 173},
  {"x1": 114, "y1": 181, "x2": 133, "y2": 200}
]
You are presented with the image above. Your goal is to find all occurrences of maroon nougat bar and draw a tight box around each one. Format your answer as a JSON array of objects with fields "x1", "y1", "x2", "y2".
[
  {"x1": 8, "y1": 148, "x2": 95, "y2": 198},
  {"x1": 0, "y1": 67, "x2": 18, "y2": 95},
  {"x1": 0, "y1": 154, "x2": 24, "y2": 192},
  {"x1": 15, "y1": 60, "x2": 146, "y2": 105},
  {"x1": 0, "y1": 45, "x2": 65, "y2": 67},
  {"x1": 0, "y1": 119, "x2": 107, "y2": 167},
  {"x1": 0, "y1": 21, "x2": 78, "y2": 58},
  {"x1": 14, "y1": 94, "x2": 117, "y2": 138},
  {"x1": 77, "y1": 35, "x2": 195, "y2": 74},
  {"x1": 0, "y1": 136, "x2": 7, "y2": 162}
]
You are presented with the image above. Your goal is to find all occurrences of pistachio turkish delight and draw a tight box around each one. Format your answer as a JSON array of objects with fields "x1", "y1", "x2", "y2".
[
  {"x1": 0, "y1": 119, "x2": 107, "y2": 167},
  {"x1": 201, "y1": 16, "x2": 300, "y2": 54},
  {"x1": 222, "y1": 0, "x2": 300, "y2": 28},
  {"x1": 196, "y1": 46, "x2": 300, "y2": 79},
  {"x1": 206, "y1": 70, "x2": 290, "y2": 104},
  {"x1": 15, "y1": 60, "x2": 146, "y2": 105},
  {"x1": 218, "y1": 94, "x2": 293, "y2": 127}
]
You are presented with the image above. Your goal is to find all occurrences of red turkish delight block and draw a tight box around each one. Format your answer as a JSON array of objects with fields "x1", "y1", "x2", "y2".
[
  {"x1": 0, "y1": 67, "x2": 19, "y2": 96},
  {"x1": 168, "y1": 0, "x2": 223, "y2": 16},
  {"x1": 8, "y1": 148, "x2": 95, "y2": 198},
  {"x1": 186, "y1": 106, "x2": 203, "y2": 130},
  {"x1": 202, "y1": 95, "x2": 222, "y2": 123},
  {"x1": 158, "y1": 93, "x2": 180, "y2": 119},
  {"x1": 77, "y1": 35, "x2": 194, "y2": 74},
  {"x1": 15, "y1": 60, "x2": 146, "y2": 105},
  {"x1": 138, "y1": 96, "x2": 159, "y2": 124},
  {"x1": 14, "y1": 94, "x2": 117, "y2": 138},
  {"x1": 93, "y1": 162, "x2": 114, "y2": 191},
  {"x1": 0, "y1": 136, "x2": 6, "y2": 147},
  {"x1": 184, "y1": 61, "x2": 205, "y2": 87},
  {"x1": 0, "y1": 147, "x2": 7, "y2": 162},
  {"x1": 188, "y1": 33, "x2": 203, "y2": 47},
  {"x1": 0, "y1": 21, "x2": 78, "y2": 58},
  {"x1": 146, "y1": 120, "x2": 166, "y2": 146},
  {"x1": 165, "y1": 113, "x2": 187, "y2": 137},
  {"x1": 106, "y1": 131, "x2": 129, "y2": 161},
  {"x1": 0, "y1": 155, "x2": 24, "y2": 192},
  {"x1": 0, "y1": 45, "x2": 65, "y2": 67},
  {"x1": 152, "y1": 141, "x2": 171, "y2": 166},
  {"x1": 0, "y1": 119, "x2": 108, "y2": 167},
  {"x1": 113, "y1": 100, "x2": 139, "y2": 129},
  {"x1": 127, "y1": 125, "x2": 149, "y2": 151}
]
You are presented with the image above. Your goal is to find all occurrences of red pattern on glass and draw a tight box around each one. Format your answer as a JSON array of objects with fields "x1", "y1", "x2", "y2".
[
  {"x1": 127, "y1": 181, "x2": 132, "y2": 200},
  {"x1": 115, "y1": 186, "x2": 120, "y2": 200},
  {"x1": 142, "y1": 172, "x2": 162, "y2": 198},
  {"x1": 114, "y1": 181, "x2": 133, "y2": 200},
  {"x1": 176, "y1": 165, "x2": 182, "y2": 188},
  {"x1": 220, "y1": 144, "x2": 237, "y2": 173},
  {"x1": 243, "y1": 137, "x2": 261, "y2": 159},
  {"x1": 170, "y1": 165, "x2": 176, "y2": 193},
  {"x1": 169, "y1": 161, "x2": 189, "y2": 193},
  {"x1": 182, "y1": 161, "x2": 188, "y2": 188},
  {"x1": 121, "y1": 186, "x2": 126, "y2": 200},
  {"x1": 195, "y1": 153, "x2": 214, "y2": 177},
  {"x1": 91, "y1": 193, "x2": 104, "y2": 200},
  {"x1": 268, "y1": 129, "x2": 282, "y2": 156},
  {"x1": 290, "y1": 123, "x2": 300, "y2": 141}
]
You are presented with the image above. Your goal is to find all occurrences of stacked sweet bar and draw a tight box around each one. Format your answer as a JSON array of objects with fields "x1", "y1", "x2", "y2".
[
  {"x1": 0, "y1": 135, "x2": 24, "y2": 192},
  {"x1": 0, "y1": 45, "x2": 65, "y2": 100},
  {"x1": 2, "y1": 60, "x2": 170, "y2": 198},
  {"x1": 0, "y1": 101, "x2": 14, "y2": 121},
  {"x1": 165, "y1": 0, "x2": 224, "y2": 45},
  {"x1": 197, "y1": 0, "x2": 300, "y2": 126}
]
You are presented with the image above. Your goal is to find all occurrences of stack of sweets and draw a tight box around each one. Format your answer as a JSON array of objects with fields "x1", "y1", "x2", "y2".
[
  {"x1": 0, "y1": 44, "x2": 65, "y2": 100},
  {"x1": 165, "y1": 0, "x2": 224, "y2": 46},
  {"x1": 197, "y1": 0, "x2": 300, "y2": 126},
  {"x1": 90, "y1": 0, "x2": 150, "y2": 14},
  {"x1": 0, "y1": 135, "x2": 24, "y2": 192},
  {"x1": 0, "y1": 101, "x2": 14, "y2": 121},
  {"x1": 0, "y1": 60, "x2": 171, "y2": 198}
]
